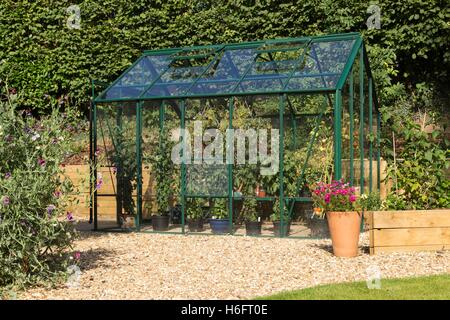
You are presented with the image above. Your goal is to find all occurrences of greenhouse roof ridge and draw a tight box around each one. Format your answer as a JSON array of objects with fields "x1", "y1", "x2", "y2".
[
  {"x1": 95, "y1": 32, "x2": 367, "y2": 103},
  {"x1": 142, "y1": 32, "x2": 361, "y2": 55}
]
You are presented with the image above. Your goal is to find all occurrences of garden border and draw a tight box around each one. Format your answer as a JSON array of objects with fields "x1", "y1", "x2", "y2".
[{"x1": 366, "y1": 209, "x2": 450, "y2": 254}]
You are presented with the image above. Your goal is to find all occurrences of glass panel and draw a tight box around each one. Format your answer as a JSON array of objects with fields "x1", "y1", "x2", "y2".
[
  {"x1": 234, "y1": 44, "x2": 306, "y2": 94},
  {"x1": 351, "y1": 51, "x2": 366, "y2": 195},
  {"x1": 185, "y1": 48, "x2": 259, "y2": 95},
  {"x1": 184, "y1": 98, "x2": 230, "y2": 197},
  {"x1": 143, "y1": 50, "x2": 220, "y2": 97},
  {"x1": 95, "y1": 103, "x2": 137, "y2": 230},
  {"x1": 285, "y1": 39, "x2": 355, "y2": 91},
  {"x1": 341, "y1": 72, "x2": 353, "y2": 185},
  {"x1": 99, "y1": 37, "x2": 359, "y2": 100},
  {"x1": 140, "y1": 100, "x2": 183, "y2": 232},
  {"x1": 103, "y1": 55, "x2": 172, "y2": 100}
]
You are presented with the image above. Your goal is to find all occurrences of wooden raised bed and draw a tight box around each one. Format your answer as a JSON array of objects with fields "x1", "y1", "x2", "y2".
[{"x1": 365, "y1": 209, "x2": 450, "y2": 254}]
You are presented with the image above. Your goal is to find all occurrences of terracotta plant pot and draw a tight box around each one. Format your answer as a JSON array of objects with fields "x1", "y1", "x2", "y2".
[
  {"x1": 255, "y1": 186, "x2": 266, "y2": 198},
  {"x1": 326, "y1": 211, "x2": 361, "y2": 257}
]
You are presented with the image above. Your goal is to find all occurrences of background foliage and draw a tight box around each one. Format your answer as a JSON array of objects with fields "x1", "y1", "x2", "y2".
[{"x1": 0, "y1": 0, "x2": 449, "y2": 114}]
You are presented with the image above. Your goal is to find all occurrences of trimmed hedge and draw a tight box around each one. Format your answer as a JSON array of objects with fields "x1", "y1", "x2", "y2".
[{"x1": 0, "y1": 0, "x2": 449, "y2": 113}]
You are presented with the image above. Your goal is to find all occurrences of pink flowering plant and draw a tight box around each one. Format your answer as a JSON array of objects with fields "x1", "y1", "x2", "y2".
[
  {"x1": 311, "y1": 180, "x2": 359, "y2": 217},
  {"x1": 0, "y1": 89, "x2": 80, "y2": 289}
]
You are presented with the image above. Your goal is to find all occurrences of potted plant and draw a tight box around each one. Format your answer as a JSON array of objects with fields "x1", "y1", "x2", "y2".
[
  {"x1": 151, "y1": 129, "x2": 172, "y2": 231},
  {"x1": 311, "y1": 180, "x2": 361, "y2": 257},
  {"x1": 307, "y1": 207, "x2": 330, "y2": 238},
  {"x1": 241, "y1": 197, "x2": 261, "y2": 236},
  {"x1": 209, "y1": 198, "x2": 231, "y2": 234},
  {"x1": 255, "y1": 185, "x2": 266, "y2": 198},
  {"x1": 186, "y1": 198, "x2": 204, "y2": 232},
  {"x1": 270, "y1": 199, "x2": 291, "y2": 236}
]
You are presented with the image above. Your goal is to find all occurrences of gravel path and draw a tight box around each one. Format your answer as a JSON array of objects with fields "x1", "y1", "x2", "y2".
[{"x1": 19, "y1": 230, "x2": 449, "y2": 300}]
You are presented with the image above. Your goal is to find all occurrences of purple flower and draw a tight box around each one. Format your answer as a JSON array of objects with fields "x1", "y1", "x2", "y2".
[
  {"x1": 54, "y1": 191, "x2": 62, "y2": 198},
  {"x1": 324, "y1": 193, "x2": 331, "y2": 204},
  {"x1": 2, "y1": 196, "x2": 10, "y2": 206},
  {"x1": 4, "y1": 135, "x2": 13, "y2": 142},
  {"x1": 94, "y1": 148, "x2": 100, "y2": 157},
  {"x1": 95, "y1": 179, "x2": 103, "y2": 190},
  {"x1": 349, "y1": 195, "x2": 357, "y2": 203},
  {"x1": 66, "y1": 212, "x2": 74, "y2": 221},
  {"x1": 47, "y1": 204, "x2": 56, "y2": 215},
  {"x1": 38, "y1": 158, "x2": 46, "y2": 167},
  {"x1": 5, "y1": 172, "x2": 11, "y2": 179},
  {"x1": 74, "y1": 252, "x2": 81, "y2": 260}
]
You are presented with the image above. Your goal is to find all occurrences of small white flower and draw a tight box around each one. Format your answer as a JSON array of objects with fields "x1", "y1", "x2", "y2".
[
  {"x1": 58, "y1": 136, "x2": 64, "y2": 141},
  {"x1": 31, "y1": 133, "x2": 40, "y2": 141},
  {"x1": 36, "y1": 146, "x2": 41, "y2": 150}
]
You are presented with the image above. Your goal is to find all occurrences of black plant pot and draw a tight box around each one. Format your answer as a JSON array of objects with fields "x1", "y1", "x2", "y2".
[
  {"x1": 245, "y1": 221, "x2": 262, "y2": 236},
  {"x1": 152, "y1": 215, "x2": 169, "y2": 231},
  {"x1": 309, "y1": 218, "x2": 330, "y2": 238},
  {"x1": 273, "y1": 221, "x2": 291, "y2": 237},
  {"x1": 188, "y1": 219, "x2": 204, "y2": 232}
]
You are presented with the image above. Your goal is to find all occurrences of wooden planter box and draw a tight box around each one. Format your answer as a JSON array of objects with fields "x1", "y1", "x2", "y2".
[{"x1": 365, "y1": 209, "x2": 450, "y2": 254}]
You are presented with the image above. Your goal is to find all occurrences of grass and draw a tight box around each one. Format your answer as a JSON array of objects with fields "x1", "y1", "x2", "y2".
[{"x1": 256, "y1": 274, "x2": 450, "y2": 300}]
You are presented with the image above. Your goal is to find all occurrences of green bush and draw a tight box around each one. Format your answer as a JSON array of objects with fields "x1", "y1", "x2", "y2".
[
  {"x1": 0, "y1": 91, "x2": 78, "y2": 289},
  {"x1": 240, "y1": 198, "x2": 258, "y2": 222},
  {"x1": 359, "y1": 192, "x2": 382, "y2": 211},
  {"x1": 186, "y1": 198, "x2": 204, "y2": 220},
  {"x1": 270, "y1": 199, "x2": 290, "y2": 222},
  {"x1": 151, "y1": 128, "x2": 173, "y2": 215},
  {"x1": 212, "y1": 199, "x2": 228, "y2": 219},
  {"x1": 0, "y1": 1, "x2": 448, "y2": 114},
  {"x1": 381, "y1": 100, "x2": 450, "y2": 209}
]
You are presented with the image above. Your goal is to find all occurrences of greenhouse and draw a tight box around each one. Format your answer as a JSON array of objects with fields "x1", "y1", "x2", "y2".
[{"x1": 90, "y1": 32, "x2": 381, "y2": 238}]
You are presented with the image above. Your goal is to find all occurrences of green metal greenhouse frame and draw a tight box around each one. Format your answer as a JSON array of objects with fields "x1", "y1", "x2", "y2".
[{"x1": 89, "y1": 32, "x2": 381, "y2": 238}]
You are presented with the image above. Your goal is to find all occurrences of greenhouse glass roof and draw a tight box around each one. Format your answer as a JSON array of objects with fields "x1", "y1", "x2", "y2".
[{"x1": 96, "y1": 33, "x2": 362, "y2": 102}]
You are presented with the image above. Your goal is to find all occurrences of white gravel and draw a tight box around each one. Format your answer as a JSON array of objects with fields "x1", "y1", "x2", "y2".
[{"x1": 19, "y1": 229, "x2": 449, "y2": 300}]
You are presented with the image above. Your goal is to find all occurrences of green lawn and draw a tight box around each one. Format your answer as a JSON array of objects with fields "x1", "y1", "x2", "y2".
[{"x1": 256, "y1": 274, "x2": 450, "y2": 300}]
